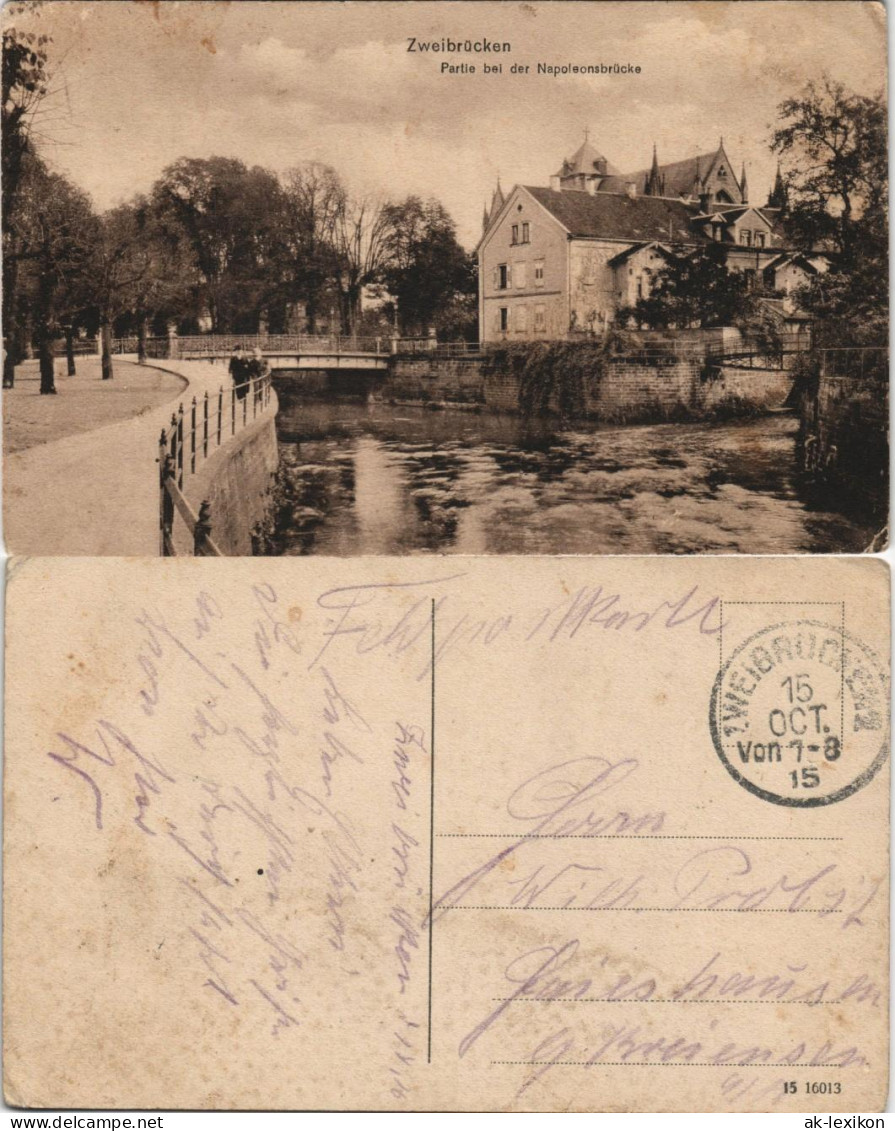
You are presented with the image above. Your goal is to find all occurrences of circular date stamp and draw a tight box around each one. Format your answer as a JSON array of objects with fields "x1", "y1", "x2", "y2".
[{"x1": 710, "y1": 619, "x2": 889, "y2": 807}]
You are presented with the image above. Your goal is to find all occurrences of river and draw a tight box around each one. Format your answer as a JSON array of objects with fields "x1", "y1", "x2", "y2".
[{"x1": 266, "y1": 397, "x2": 875, "y2": 555}]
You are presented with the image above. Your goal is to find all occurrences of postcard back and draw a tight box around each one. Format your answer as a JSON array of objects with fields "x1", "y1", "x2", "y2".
[{"x1": 3, "y1": 555, "x2": 889, "y2": 1111}]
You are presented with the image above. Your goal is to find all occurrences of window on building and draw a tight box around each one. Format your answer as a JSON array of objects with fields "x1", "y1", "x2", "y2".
[
  {"x1": 497, "y1": 264, "x2": 509, "y2": 289},
  {"x1": 516, "y1": 305, "x2": 528, "y2": 332},
  {"x1": 718, "y1": 166, "x2": 726, "y2": 178},
  {"x1": 499, "y1": 307, "x2": 509, "y2": 332},
  {"x1": 533, "y1": 305, "x2": 546, "y2": 333},
  {"x1": 515, "y1": 262, "x2": 527, "y2": 288},
  {"x1": 744, "y1": 269, "x2": 756, "y2": 290},
  {"x1": 755, "y1": 231, "x2": 766, "y2": 248},
  {"x1": 534, "y1": 260, "x2": 545, "y2": 286},
  {"x1": 739, "y1": 229, "x2": 752, "y2": 246},
  {"x1": 521, "y1": 222, "x2": 530, "y2": 243},
  {"x1": 511, "y1": 225, "x2": 519, "y2": 245}
]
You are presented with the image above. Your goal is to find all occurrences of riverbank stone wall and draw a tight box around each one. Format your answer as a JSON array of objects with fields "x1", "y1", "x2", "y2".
[
  {"x1": 174, "y1": 408, "x2": 279, "y2": 555},
  {"x1": 382, "y1": 346, "x2": 791, "y2": 420}
]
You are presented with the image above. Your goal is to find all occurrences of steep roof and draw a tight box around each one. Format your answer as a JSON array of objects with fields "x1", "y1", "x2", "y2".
[
  {"x1": 556, "y1": 138, "x2": 621, "y2": 178},
  {"x1": 524, "y1": 186, "x2": 705, "y2": 243},
  {"x1": 627, "y1": 151, "x2": 718, "y2": 197},
  {"x1": 589, "y1": 174, "x2": 629, "y2": 193},
  {"x1": 606, "y1": 241, "x2": 676, "y2": 267}
]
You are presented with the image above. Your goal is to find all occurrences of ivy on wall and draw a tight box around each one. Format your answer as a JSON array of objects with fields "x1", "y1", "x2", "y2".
[{"x1": 482, "y1": 333, "x2": 635, "y2": 419}]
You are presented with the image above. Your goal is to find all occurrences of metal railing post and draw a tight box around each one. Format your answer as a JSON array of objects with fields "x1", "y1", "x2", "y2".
[
  {"x1": 169, "y1": 412, "x2": 178, "y2": 469},
  {"x1": 194, "y1": 500, "x2": 213, "y2": 556},
  {"x1": 217, "y1": 387, "x2": 223, "y2": 445},
  {"x1": 231, "y1": 384, "x2": 236, "y2": 435},
  {"x1": 177, "y1": 404, "x2": 184, "y2": 487},
  {"x1": 190, "y1": 396, "x2": 197, "y2": 474},
  {"x1": 203, "y1": 391, "x2": 209, "y2": 458},
  {"x1": 158, "y1": 429, "x2": 169, "y2": 556},
  {"x1": 243, "y1": 387, "x2": 248, "y2": 427}
]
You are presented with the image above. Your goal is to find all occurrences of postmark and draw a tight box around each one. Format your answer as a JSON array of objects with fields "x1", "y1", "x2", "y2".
[{"x1": 710, "y1": 619, "x2": 889, "y2": 807}]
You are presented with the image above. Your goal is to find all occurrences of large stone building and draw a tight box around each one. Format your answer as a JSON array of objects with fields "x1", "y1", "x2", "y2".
[{"x1": 477, "y1": 135, "x2": 816, "y2": 342}]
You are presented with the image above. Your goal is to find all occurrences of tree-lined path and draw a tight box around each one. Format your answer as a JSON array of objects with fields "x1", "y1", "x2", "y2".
[
  {"x1": 3, "y1": 357, "x2": 185, "y2": 453},
  {"x1": 3, "y1": 359, "x2": 238, "y2": 555}
]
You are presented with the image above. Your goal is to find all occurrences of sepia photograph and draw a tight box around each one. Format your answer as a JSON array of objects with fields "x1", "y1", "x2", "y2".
[
  {"x1": 2, "y1": 3, "x2": 891, "y2": 1118},
  {"x1": 1, "y1": 0, "x2": 888, "y2": 556}
]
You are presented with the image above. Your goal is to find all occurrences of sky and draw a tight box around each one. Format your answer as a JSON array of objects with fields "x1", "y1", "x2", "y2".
[{"x1": 10, "y1": 0, "x2": 888, "y2": 248}]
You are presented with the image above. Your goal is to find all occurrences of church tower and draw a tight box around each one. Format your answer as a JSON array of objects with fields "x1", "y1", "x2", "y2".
[
  {"x1": 767, "y1": 162, "x2": 788, "y2": 209},
  {"x1": 644, "y1": 144, "x2": 666, "y2": 197},
  {"x1": 554, "y1": 130, "x2": 619, "y2": 192},
  {"x1": 489, "y1": 178, "x2": 505, "y2": 218}
]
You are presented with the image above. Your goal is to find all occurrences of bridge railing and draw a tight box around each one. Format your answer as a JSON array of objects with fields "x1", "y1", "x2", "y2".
[
  {"x1": 115, "y1": 334, "x2": 488, "y2": 358},
  {"x1": 115, "y1": 334, "x2": 391, "y2": 358},
  {"x1": 158, "y1": 371, "x2": 273, "y2": 556},
  {"x1": 393, "y1": 339, "x2": 484, "y2": 357},
  {"x1": 176, "y1": 334, "x2": 386, "y2": 356}
]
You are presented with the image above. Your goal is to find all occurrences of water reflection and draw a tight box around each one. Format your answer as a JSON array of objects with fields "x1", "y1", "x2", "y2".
[{"x1": 269, "y1": 398, "x2": 875, "y2": 555}]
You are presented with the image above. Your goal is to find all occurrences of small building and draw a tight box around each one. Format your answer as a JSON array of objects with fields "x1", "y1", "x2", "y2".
[
  {"x1": 762, "y1": 252, "x2": 830, "y2": 296},
  {"x1": 478, "y1": 136, "x2": 798, "y2": 343}
]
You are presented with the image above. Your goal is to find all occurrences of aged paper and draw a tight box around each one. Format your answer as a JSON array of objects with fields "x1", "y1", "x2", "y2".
[
  {"x1": 4, "y1": 555, "x2": 889, "y2": 1111},
  {"x1": 3, "y1": 0, "x2": 890, "y2": 1117},
  {"x1": 1, "y1": 0, "x2": 888, "y2": 557}
]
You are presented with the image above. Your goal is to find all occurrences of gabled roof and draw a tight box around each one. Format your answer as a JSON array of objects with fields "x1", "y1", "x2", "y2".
[
  {"x1": 627, "y1": 150, "x2": 718, "y2": 198},
  {"x1": 628, "y1": 142, "x2": 745, "y2": 202},
  {"x1": 606, "y1": 241, "x2": 676, "y2": 267},
  {"x1": 523, "y1": 186, "x2": 705, "y2": 244},
  {"x1": 712, "y1": 206, "x2": 749, "y2": 223},
  {"x1": 714, "y1": 205, "x2": 773, "y2": 226},
  {"x1": 764, "y1": 252, "x2": 824, "y2": 274}
]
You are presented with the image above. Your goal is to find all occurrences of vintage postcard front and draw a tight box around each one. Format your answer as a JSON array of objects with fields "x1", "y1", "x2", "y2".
[
  {"x1": 4, "y1": 555, "x2": 889, "y2": 1111},
  {"x1": 1, "y1": 0, "x2": 887, "y2": 557}
]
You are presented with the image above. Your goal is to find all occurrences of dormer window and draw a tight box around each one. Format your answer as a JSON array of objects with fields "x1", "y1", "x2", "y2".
[
  {"x1": 740, "y1": 229, "x2": 752, "y2": 246},
  {"x1": 755, "y1": 231, "x2": 766, "y2": 248}
]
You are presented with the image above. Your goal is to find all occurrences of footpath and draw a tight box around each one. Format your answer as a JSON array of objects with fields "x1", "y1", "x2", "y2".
[{"x1": 3, "y1": 357, "x2": 238, "y2": 556}]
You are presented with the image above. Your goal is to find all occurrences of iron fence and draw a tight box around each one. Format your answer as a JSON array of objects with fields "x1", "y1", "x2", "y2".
[
  {"x1": 119, "y1": 334, "x2": 391, "y2": 357},
  {"x1": 393, "y1": 339, "x2": 485, "y2": 357},
  {"x1": 815, "y1": 346, "x2": 889, "y2": 383},
  {"x1": 115, "y1": 334, "x2": 485, "y2": 358},
  {"x1": 158, "y1": 371, "x2": 273, "y2": 556}
]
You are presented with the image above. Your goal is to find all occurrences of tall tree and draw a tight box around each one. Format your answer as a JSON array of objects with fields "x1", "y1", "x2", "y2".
[
  {"x1": 2, "y1": 3, "x2": 50, "y2": 216},
  {"x1": 332, "y1": 193, "x2": 391, "y2": 335},
  {"x1": 126, "y1": 196, "x2": 199, "y2": 359},
  {"x1": 380, "y1": 196, "x2": 473, "y2": 336},
  {"x1": 11, "y1": 157, "x2": 96, "y2": 393},
  {"x1": 2, "y1": 2, "x2": 53, "y2": 386},
  {"x1": 151, "y1": 156, "x2": 284, "y2": 332},
  {"x1": 772, "y1": 77, "x2": 887, "y2": 345},
  {"x1": 89, "y1": 203, "x2": 172, "y2": 380},
  {"x1": 279, "y1": 163, "x2": 345, "y2": 333}
]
